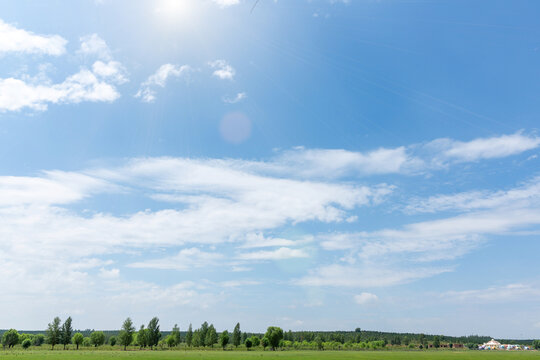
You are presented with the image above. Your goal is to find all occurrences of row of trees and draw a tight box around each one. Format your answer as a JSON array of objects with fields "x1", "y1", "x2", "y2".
[{"x1": 3, "y1": 319, "x2": 540, "y2": 351}]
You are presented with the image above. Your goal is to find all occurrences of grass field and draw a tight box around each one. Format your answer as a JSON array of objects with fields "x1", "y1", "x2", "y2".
[{"x1": 0, "y1": 351, "x2": 538, "y2": 360}]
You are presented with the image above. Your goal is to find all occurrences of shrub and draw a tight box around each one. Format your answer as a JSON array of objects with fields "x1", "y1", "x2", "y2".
[
  {"x1": 22, "y1": 339, "x2": 32, "y2": 349},
  {"x1": 33, "y1": 334, "x2": 45, "y2": 346}
]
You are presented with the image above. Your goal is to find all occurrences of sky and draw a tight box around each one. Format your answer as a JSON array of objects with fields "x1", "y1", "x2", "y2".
[{"x1": 0, "y1": 0, "x2": 539, "y2": 339}]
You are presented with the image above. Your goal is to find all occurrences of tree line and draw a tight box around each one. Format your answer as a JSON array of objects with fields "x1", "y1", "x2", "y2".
[{"x1": 2, "y1": 318, "x2": 539, "y2": 351}]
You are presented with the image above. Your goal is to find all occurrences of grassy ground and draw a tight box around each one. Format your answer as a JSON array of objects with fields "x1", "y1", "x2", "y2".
[{"x1": 0, "y1": 350, "x2": 538, "y2": 360}]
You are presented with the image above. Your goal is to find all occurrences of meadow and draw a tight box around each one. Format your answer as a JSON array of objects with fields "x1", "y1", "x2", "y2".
[{"x1": 0, "y1": 350, "x2": 538, "y2": 360}]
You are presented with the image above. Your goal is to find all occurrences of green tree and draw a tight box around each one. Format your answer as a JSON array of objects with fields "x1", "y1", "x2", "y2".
[
  {"x1": 315, "y1": 335, "x2": 323, "y2": 350},
  {"x1": 165, "y1": 335, "x2": 176, "y2": 348},
  {"x1": 261, "y1": 336, "x2": 269, "y2": 350},
  {"x1": 192, "y1": 330, "x2": 201, "y2": 347},
  {"x1": 171, "y1": 324, "x2": 181, "y2": 346},
  {"x1": 118, "y1": 317, "x2": 135, "y2": 351},
  {"x1": 206, "y1": 324, "x2": 218, "y2": 348},
  {"x1": 90, "y1": 331, "x2": 105, "y2": 347},
  {"x1": 220, "y1": 330, "x2": 229, "y2": 350},
  {"x1": 264, "y1": 326, "x2": 284, "y2": 350},
  {"x1": 33, "y1": 334, "x2": 45, "y2": 346},
  {"x1": 147, "y1": 317, "x2": 161, "y2": 350},
  {"x1": 61, "y1": 316, "x2": 73, "y2": 350},
  {"x1": 109, "y1": 336, "x2": 117, "y2": 346},
  {"x1": 186, "y1": 324, "x2": 193, "y2": 347},
  {"x1": 82, "y1": 337, "x2": 91, "y2": 347},
  {"x1": 2, "y1": 329, "x2": 20, "y2": 348},
  {"x1": 245, "y1": 338, "x2": 252, "y2": 351},
  {"x1": 419, "y1": 334, "x2": 426, "y2": 346},
  {"x1": 200, "y1": 321, "x2": 209, "y2": 347},
  {"x1": 46, "y1": 317, "x2": 61, "y2": 350},
  {"x1": 137, "y1": 325, "x2": 148, "y2": 348},
  {"x1": 72, "y1": 333, "x2": 84, "y2": 350},
  {"x1": 403, "y1": 336, "x2": 410, "y2": 346},
  {"x1": 232, "y1": 323, "x2": 241, "y2": 348},
  {"x1": 22, "y1": 338, "x2": 32, "y2": 349},
  {"x1": 251, "y1": 336, "x2": 260, "y2": 347},
  {"x1": 533, "y1": 340, "x2": 540, "y2": 350},
  {"x1": 433, "y1": 335, "x2": 440, "y2": 348}
]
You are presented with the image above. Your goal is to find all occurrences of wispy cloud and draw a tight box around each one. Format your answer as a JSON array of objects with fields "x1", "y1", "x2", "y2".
[
  {"x1": 223, "y1": 92, "x2": 247, "y2": 104},
  {"x1": 237, "y1": 247, "x2": 309, "y2": 261},
  {"x1": 443, "y1": 284, "x2": 540, "y2": 303},
  {"x1": 135, "y1": 64, "x2": 192, "y2": 102},
  {"x1": 128, "y1": 248, "x2": 224, "y2": 271}
]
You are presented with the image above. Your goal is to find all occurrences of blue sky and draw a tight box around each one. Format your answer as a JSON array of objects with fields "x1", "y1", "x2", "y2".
[{"x1": 0, "y1": 0, "x2": 539, "y2": 339}]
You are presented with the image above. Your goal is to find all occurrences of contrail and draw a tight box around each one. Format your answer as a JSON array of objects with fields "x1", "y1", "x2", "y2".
[{"x1": 251, "y1": 0, "x2": 260, "y2": 13}]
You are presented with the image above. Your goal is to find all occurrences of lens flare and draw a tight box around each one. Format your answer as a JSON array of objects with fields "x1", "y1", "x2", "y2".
[{"x1": 220, "y1": 112, "x2": 252, "y2": 144}]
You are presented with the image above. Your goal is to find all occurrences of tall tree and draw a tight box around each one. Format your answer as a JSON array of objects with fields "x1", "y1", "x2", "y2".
[
  {"x1": 171, "y1": 324, "x2": 181, "y2": 346},
  {"x1": 192, "y1": 330, "x2": 201, "y2": 347},
  {"x1": 118, "y1": 317, "x2": 135, "y2": 351},
  {"x1": 46, "y1": 317, "x2": 61, "y2": 350},
  {"x1": 219, "y1": 330, "x2": 229, "y2": 350},
  {"x1": 200, "y1": 321, "x2": 209, "y2": 347},
  {"x1": 72, "y1": 333, "x2": 84, "y2": 350},
  {"x1": 186, "y1": 324, "x2": 193, "y2": 347},
  {"x1": 205, "y1": 324, "x2": 217, "y2": 348},
  {"x1": 232, "y1": 323, "x2": 241, "y2": 348},
  {"x1": 61, "y1": 316, "x2": 73, "y2": 350},
  {"x1": 137, "y1": 325, "x2": 148, "y2": 349},
  {"x1": 147, "y1": 317, "x2": 161, "y2": 350}
]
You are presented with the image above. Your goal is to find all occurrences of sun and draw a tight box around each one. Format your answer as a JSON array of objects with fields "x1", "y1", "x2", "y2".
[{"x1": 154, "y1": 0, "x2": 198, "y2": 24}]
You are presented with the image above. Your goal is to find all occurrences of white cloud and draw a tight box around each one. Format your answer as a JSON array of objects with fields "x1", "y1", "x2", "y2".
[
  {"x1": 128, "y1": 248, "x2": 224, "y2": 270},
  {"x1": 135, "y1": 64, "x2": 192, "y2": 102},
  {"x1": 0, "y1": 19, "x2": 67, "y2": 56},
  {"x1": 212, "y1": 0, "x2": 240, "y2": 8},
  {"x1": 405, "y1": 176, "x2": 540, "y2": 214},
  {"x1": 223, "y1": 92, "x2": 247, "y2": 103},
  {"x1": 220, "y1": 280, "x2": 260, "y2": 287},
  {"x1": 443, "y1": 284, "x2": 540, "y2": 303},
  {"x1": 78, "y1": 33, "x2": 111, "y2": 60},
  {"x1": 261, "y1": 133, "x2": 540, "y2": 179},
  {"x1": 237, "y1": 247, "x2": 309, "y2": 261},
  {"x1": 428, "y1": 132, "x2": 540, "y2": 163},
  {"x1": 209, "y1": 59, "x2": 235, "y2": 80},
  {"x1": 0, "y1": 154, "x2": 389, "y2": 310},
  {"x1": 298, "y1": 264, "x2": 451, "y2": 288},
  {"x1": 239, "y1": 233, "x2": 312, "y2": 249},
  {"x1": 98, "y1": 268, "x2": 120, "y2": 279},
  {"x1": 0, "y1": 62, "x2": 125, "y2": 112},
  {"x1": 92, "y1": 60, "x2": 128, "y2": 84},
  {"x1": 354, "y1": 292, "x2": 378, "y2": 304},
  {"x1": 0, "y1": 172, "x2": 111, "y2": 206},
  {"x1": 273, "y1": 147, "x2": 419, "y2": 178}
]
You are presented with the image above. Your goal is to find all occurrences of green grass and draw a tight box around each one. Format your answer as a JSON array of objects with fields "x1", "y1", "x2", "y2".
[{"x1": 0, "y1": 350, "x2": 538, "y2": 360}]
